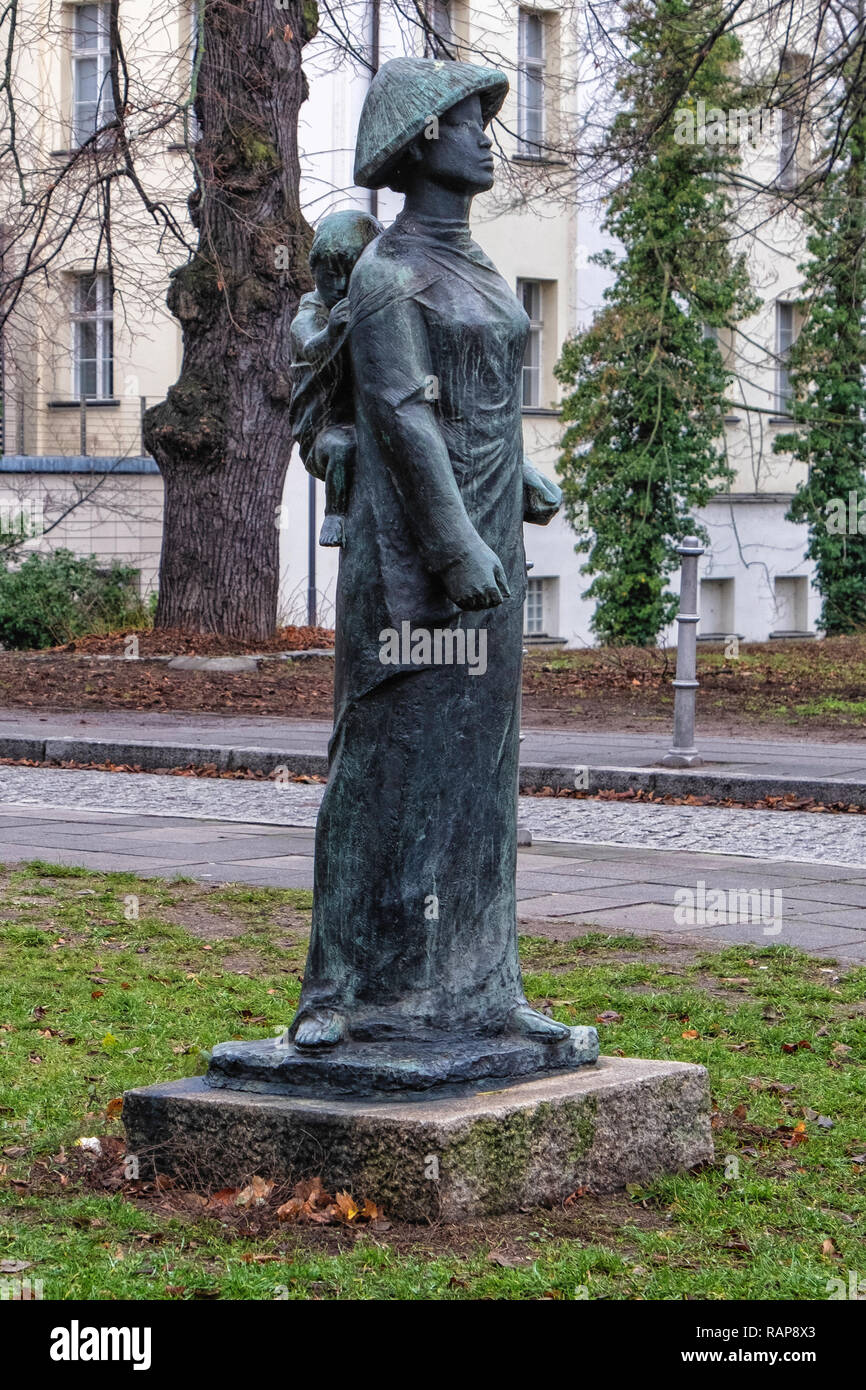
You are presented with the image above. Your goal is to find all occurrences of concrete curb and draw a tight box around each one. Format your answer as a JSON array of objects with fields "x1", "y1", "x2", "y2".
[
  {"x1": 518, "y1": 763, "x2": 866, "y2": 807},
  {"x1": 2, "y1": 735, "x2": 866, "y2": 805}
]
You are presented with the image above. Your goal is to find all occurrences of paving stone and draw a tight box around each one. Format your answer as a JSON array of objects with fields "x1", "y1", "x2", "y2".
[{"x1": 517, "y1": 891, "x2": 657, "y2": 917}]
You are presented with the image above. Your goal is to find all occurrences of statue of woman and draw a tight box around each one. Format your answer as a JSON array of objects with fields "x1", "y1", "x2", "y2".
[{"x1": 287, "y1": 58, "x2": 597, "y2": 1087}]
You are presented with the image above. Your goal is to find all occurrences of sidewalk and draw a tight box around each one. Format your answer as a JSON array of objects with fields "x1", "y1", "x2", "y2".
[
  {"x1": 2, "y1": 802, "x2": 865, "y2": 962},
  {"x1": 2, "y1": 709, "x2": 866, "y2": 802}
]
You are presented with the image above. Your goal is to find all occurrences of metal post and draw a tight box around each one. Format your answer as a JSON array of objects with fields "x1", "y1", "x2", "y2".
[
  {"x1": 662, "y1": 534, "x2": 705, "y2": 767},
  {"x1": 307, "y1": 472, "x2": 317, "y2": 629},
  {"x1": 517, "y1": 560, "x2": 533, "y2": 845},
  {"x1": 140, "y1": 395, "x2": 147, "y2": 455}
]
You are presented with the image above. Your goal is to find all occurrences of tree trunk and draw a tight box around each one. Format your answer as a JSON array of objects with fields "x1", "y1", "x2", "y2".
[{"x1": 144, "y1": 0, "x2": 317, "y2": 639}]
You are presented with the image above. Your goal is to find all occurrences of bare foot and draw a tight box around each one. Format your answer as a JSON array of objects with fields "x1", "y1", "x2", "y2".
[
  {"x1": 291, "y1": 1009, "x2": 345, "y2": 1049},
  {"x1": 510, "y1": 1004, "x2": 571, "y2": 1043}
]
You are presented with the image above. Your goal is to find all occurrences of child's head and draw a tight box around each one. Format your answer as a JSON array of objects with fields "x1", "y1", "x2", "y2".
[{"x1": 310, "y1": 210, "x2": 382, "y2": 308}]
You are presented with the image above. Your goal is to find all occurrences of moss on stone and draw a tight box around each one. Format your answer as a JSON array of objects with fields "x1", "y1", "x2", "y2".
[{"x1": 441, "y1": 1098, "x2": 598, "y2": 1213}]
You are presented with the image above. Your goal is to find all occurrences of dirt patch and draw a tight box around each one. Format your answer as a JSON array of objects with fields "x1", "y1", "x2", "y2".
[
  {"x1": 163, "y1": 905, "x2": 246, "y2": 941},
  {"x1": 53, "y1": 625, "x2": 335, "y2": 657},
  {"x1": 0, "y1": 654, "x2": 336, "y2": 718},
  {"x1": 28, "y1": 1145, "x2": 669, "y2": 1260},
  {"x1": 217, "y1": 951, "x2": 271, "y2": 976},
  {"x1": 1, "y1": 634, "x2": 865, "y2": 738}
]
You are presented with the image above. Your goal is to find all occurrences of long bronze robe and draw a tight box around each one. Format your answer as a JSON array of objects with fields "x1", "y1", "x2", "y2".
[{"x1": 293, "y1": 210, "x2": 531, "y2": 1043}]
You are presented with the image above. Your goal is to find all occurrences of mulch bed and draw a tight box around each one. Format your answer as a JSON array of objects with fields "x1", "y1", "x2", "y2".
[
  {"x1": 0, "y1": 630, "x2": 864, "y2": 738},
  {"x1": 54, "y1": 624, "x2": 335, "y2": 657}
]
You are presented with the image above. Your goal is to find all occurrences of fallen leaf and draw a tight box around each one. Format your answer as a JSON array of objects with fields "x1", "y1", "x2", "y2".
[
  {"x1": 236, "y1": 1175, "x2": 274, "y2": 1207},
  {"x1": 335, "y1": 1191, "x2": 359, "y2": 1222}
]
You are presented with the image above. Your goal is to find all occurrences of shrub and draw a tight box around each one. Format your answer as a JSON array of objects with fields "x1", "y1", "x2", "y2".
[{"x1": 0, "y1": 548, "x2": 149, "y2": 649}]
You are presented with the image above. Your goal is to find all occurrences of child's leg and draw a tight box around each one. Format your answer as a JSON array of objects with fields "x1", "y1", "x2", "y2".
[{"x1": 316, "y1": 426, "x2": 355, "y2": 547}]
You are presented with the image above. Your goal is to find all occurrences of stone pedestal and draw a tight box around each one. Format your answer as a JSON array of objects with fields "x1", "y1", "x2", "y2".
[{"x1": 123, "y1": 1056, "x2": 712, "y2": 1221}]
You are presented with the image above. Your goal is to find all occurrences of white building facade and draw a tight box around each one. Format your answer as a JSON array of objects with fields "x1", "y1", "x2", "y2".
[{"x1": 0, "y1": 0, "x2": 820, "y2": 647}]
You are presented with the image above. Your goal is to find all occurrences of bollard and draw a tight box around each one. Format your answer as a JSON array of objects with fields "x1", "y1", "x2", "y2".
[
  {"x1": 662, "y1": 534, "x2": 705, "y2": 767},
  {"x1": 518, "y1": 635, "x2": 532, "y2": 846}
]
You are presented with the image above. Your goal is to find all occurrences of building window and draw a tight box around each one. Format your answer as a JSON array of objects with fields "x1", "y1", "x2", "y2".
[
  {"x1": 425, "y1": 0, "x2": 453, "y2": 55},
  {"x1": 519, "y1": 279, "x2": 543, "y2": 408},
  {"x1": 773, "y1": 575, "x2": 809, "y2": 634},
  {"x1": 778, "y1": 107, "x2": 800, "y2": 189},
  {"x1": 72, "y1": 272, "x2": 113, "y2": 399},
  {"x1": 777, "y1": 54, "x2": 807, "y2": 190},
  {"x1": 517, "y1": 9, "x2": 545, "y2": 156},
  {"x1": 776, "y1": 301, "x2": 796, "y2": 414},
  {"x1": 699, "y1": 577, "x2": 735, "y2": 638},
  {"x1": 525, "y1": 576, "x2": 546, "y2": 635},
  {"x1": 524, "y1": 575, "x2": 558, "y2": 637},
  {"x1": 72, "y1": 3, "x2": 114, "y2": 146},
  {"x1": 186, "y1": 0, "x2": 202, "y2": 141}
]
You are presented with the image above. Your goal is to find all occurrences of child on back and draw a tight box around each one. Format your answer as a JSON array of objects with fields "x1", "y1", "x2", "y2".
[{"x1": 289, "y1": 209, "x2": 382, "y2": 545}]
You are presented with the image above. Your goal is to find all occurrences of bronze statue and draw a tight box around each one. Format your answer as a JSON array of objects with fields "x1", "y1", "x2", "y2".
[{"x1": 212, "y1": 58, "x2": 598, "y2": 1096}]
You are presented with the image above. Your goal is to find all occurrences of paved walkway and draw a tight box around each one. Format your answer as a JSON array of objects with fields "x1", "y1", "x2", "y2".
[
  {"x1": 2, "y1": 708, "x2": 865, "y2": 778},
  {"x1": 1, "y1": 767, "x2": 865, "y2": 961},
  {"x1": 1, "y1": 764, "x2": 864, "y2": 866}
]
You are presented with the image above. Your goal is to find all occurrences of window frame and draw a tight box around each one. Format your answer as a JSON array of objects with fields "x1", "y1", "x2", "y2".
[
  {"x1": 425, "y1": 0, "x2": 454, "y2": 56},
  {"x1": 775, "y1": 300, "x2": 796, "y2": 415},
  {"x1": 778, "y1": 106, "x2": 800, "y2": 190},
  {"x1": 525, "y1": 575, "x2": 547, "y2": 636},
  {"x1": 71, "y1": 270, "x2": 114, "y2": 401},
  {"x1": 71, "y1": 3, "x2": 115, "y2": 147},
  {"x1": 517, "y1": 8, "x2": 546, "y2": 157},
  {"x1": 518, "y1": 278, "x2": 544, "y2": 409}
]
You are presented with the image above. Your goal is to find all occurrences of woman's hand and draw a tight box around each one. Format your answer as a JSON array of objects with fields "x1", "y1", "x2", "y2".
[
  {"x1": 440, "y1": 540, "x2": 511, "y2": 610},
  {"x1": 522, "y1": 459, "x2": 562, "y2": 525}
]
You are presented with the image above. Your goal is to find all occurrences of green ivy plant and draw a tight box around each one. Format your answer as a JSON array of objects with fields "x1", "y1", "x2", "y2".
[
  {"x1": 555, "y1": 0, "x2": 756, "y2": 646},
  {"x1": 774, "y1": 96, "x2": 866, "y2": 635}
]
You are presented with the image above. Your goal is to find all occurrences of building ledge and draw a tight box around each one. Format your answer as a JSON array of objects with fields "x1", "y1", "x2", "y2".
[
  {"x1": 511, "y1": 154, "x2": 569, "y2": 168},
  {"x1": 0, "y1": 454, "x2": 159, "y2": 474},
  {"x1": 521, "y1": 407, "x2": 560, "y2": 418},
  {"x1": 47, "y1": 399, "x2": 120, "y2": 409},
  {"x1": 709, "y1": 492, "x2": 797, "y2": 504},
  {"x1": 768, "y1": 416, "x2": 795, "y2": 426},
  {"x1": 524, "y1": 634, "x2": 567, "y2": 647},
  {"x1": 769, "y1": 630, "x2": 816, "y2": 640}
]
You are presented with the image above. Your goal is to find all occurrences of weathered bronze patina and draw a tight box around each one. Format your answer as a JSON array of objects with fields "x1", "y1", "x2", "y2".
[{"x1": 209, "y1": 58, "x2": 599, "y2": 1095}]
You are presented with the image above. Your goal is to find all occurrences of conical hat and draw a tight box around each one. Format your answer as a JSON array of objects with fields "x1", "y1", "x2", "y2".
[{"x1": 354, "y1": 57, "x2": 508, "y2": 189}]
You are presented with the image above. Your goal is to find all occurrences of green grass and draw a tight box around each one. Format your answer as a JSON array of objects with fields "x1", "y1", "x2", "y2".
[
  {"x1": 789, "y1": 697, "x2": 866, "y2": 720},
  {"x1": 1, "y1": 864, "x2": 864, "y2": 1300}
]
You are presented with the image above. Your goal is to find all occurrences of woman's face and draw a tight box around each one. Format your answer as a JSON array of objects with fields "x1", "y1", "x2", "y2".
[{"x1": 414, "y1": 94, "x2": 495, "y2": 194}]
